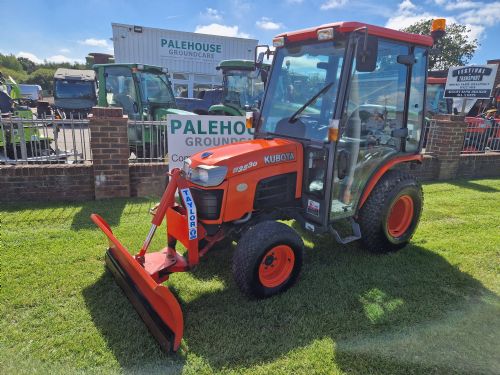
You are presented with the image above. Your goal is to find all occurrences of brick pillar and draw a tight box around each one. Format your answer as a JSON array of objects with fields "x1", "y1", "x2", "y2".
[
  {"x1": 89, "y1": 107, "x2": 130, "y2": 199},
  {"x1": 426, "y1": 114, "x2": 467, "y2": 180}
]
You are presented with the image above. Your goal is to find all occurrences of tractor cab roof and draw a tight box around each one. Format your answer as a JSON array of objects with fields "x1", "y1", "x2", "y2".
[
  {"x1": 216, "y1": 59, "x2": 270, "y2": 71},
  {"x1": 92, "y1": 63, "x2": 168, "y2": 74},
  {"x1": 275, "y1": 21, "x2": 433, "y2": 47}
]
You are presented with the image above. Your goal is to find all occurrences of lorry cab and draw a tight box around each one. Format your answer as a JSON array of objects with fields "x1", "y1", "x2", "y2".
[
  {"x1": 209, "y1": 59, "x2": 270, "y2": 116},
  {"x1": 53, "y1": 68, "x2": 97, "y2": 117}
]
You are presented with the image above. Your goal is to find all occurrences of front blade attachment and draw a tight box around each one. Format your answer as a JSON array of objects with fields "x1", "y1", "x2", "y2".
[{"x1": 91, "y1": 214, "x2": 184, "y2": 352}]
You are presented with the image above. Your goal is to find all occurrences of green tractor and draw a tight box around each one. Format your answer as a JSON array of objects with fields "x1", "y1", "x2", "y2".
[
  {"x1": 208, "y1": 59, "x2": 270, "y2": 116},
  {"x1": 94, "y1": 63, "x2": 194, "y2": 158}
]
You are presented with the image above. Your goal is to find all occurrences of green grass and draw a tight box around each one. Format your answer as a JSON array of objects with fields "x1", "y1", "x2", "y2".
[{"x1": 1, "y1": 179, "x2": 499, "y2": 374}]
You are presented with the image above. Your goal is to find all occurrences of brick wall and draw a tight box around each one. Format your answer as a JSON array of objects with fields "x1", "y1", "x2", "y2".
[
  {"x1": 0, "y1": 164, "x2": 94, "y2": 202},
  {"x1": 395, "y1": 155, "x2": 439, "y2": 181},
  {"x1": 129, "y1": 163, "x2": 168, "y2": 197},
  {"x1": 457, "y1": 153, "x2": 500, "y2": 179},
  {"x1": 89, "y1": 107, "x2": 130, "y2": 199}
]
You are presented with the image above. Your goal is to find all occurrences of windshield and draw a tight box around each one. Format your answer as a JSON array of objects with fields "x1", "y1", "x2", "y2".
[
  {"x1": 223, "y1": 69, "x2": 265, "y2": 109},
  {"x1": 136, "y1": 71, "x2": 175, "y2": 106},
  {"x1": 426, "y1": 83, "x2": 451, "y2": 115},
  {"x1": 55, "y1": 80, "x2": 95, "y2": 99},
  {"x1": 260, "y1": 41, "x2": 345, "y2": 142}
]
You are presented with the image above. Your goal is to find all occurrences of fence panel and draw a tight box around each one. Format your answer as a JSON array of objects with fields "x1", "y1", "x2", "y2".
[
  {"x1": 462, "y1": 117, "x2": 500, "y2": 154},
  {"x1": 0, "y1": 114, "x2": 91, "y2": 164},
  {"x1": 127, "y1": 120, "x2": 168, "y2": 163}
]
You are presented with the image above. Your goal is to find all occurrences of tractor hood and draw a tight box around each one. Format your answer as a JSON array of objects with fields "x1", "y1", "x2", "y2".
[{"x1": 188, "y1": 138, "x2": 301, "y2": 178}]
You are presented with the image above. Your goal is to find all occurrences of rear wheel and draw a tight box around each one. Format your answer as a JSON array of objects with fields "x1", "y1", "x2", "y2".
[
  {"x1": 232, "y1": 221, "x2": 304, "y2": 298},
  {"x1": 359, "y1": 170, "x2": 423, "y2": 253}
]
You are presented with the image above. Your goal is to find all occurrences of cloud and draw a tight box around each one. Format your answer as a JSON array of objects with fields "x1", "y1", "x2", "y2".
[
  {"x1": 16, "y1": 51, "x2": 83, "y2": 64},
  {"x1": 320, "y1": 0, "x2": 348, "y2": 10},
  {"x1": 59, "y1": 48, "x2": 71, "y2": 54},
  {"x1": 47, "y1": 55, "x2": 84, "y2": 64},
  {"x1": 205, "y1": 8, "x2": 222, "y2": 21},
  {"x1": 386, "y1": 0, "x2": 489, "y2": 43},
  {"x1": 256, "y1": 17, "x2": 283, "y2": 30},
  {"x1": 79, "y1": 38, "x2": 109, "y2": 48},
  {"x1": 457, "y1": 2, "x2": 500, "y2": 26},
  {"x1": 16, "y1": 51, "x2": 43, "y2": 64},
  {"x1": 442, "y1": 1, "x2": 482, "y2": 10},
  {"x1": 194, "y1": 23, "x2": 250, "y2": 38}
]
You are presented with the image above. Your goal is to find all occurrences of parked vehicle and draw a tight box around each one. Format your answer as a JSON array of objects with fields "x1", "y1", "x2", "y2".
[
  {"x1": 175, "y1": 88, "x2": 223, "y2": 114},
  {"x1": 0, "y1": 73, "x2": 69, "y2": 162},
  {"x1": 92, "y1": 19, "x2": 447, "y2": 351},
  {"x1": 94, "y1": 63, "x2": 195, "y2": 158},
  {"x1": 208, "y1": 59, "x2": 270, "y2": 116},
  {"x1": 54, "y1": 68, "x2": 97, "y2": 117}
]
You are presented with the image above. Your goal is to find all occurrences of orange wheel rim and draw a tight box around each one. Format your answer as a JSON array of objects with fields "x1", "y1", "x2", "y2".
[
  {"x1": 258, "y1": 245, "x2": 295, "y2": 288},
  {"x1": 387, "y1": 195, "x2": 414, "y2": 238}
]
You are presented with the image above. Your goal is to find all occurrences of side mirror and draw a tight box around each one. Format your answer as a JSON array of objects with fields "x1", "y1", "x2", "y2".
[{"x1": 355, "y1": 35, "x2": 378, "y2": 72}]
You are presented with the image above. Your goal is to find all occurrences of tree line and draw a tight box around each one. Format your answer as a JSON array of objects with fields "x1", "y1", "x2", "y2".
[{"x1": 0, "y1": 53, "x2": 87, "y2": 92}]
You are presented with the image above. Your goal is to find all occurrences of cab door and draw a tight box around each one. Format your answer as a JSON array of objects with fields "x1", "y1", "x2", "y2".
[{"x1": 331, "y1": 39, "x2": 423, "y2": 220}]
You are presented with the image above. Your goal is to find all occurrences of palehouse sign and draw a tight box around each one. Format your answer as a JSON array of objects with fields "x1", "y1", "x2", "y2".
[
  {"x1": 444, "y1": 64, "x2": 498, "y2": 99},
  {"x1": 160, "y1": 38, "x2": 222, "y2": 61},
  {"x1": 167, "y1": 115, "x2": 254, "y2": 170}
]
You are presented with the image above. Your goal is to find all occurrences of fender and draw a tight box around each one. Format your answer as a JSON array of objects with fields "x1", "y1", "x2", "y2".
[{"x1": 357, "y1": 154, "x2": 423, "y2": 209}]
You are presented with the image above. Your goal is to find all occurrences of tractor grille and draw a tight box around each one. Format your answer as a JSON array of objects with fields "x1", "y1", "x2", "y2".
[
  {"x1": 254, "y1": 173, "x2": 297, "y2": 209},
  {"x1": 190, "y1": 188, "x2": 224, "y2": 220}
]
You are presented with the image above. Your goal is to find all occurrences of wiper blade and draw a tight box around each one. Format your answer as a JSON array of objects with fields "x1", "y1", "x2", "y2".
[{"x1": 289, "y1": 82, "x2": 334, "y2": 123}]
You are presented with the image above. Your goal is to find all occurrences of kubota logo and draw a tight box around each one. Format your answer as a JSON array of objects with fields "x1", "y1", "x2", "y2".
[{"x1": 264, "y1": 152, "x2": 295, "y2": 164}]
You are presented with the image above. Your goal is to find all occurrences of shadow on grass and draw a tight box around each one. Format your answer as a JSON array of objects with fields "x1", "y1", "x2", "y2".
[
  {"x1": 448, "y1": 179, "x2": 499, "y2": 193},
  {"x1": 82, "y1": 230, "x2": 498, "y2": 373},
  {"x1": 70, "y1": 197, "x2": 154, "y2": 230}
]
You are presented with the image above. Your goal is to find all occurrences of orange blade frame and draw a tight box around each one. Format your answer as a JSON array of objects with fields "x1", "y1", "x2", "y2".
[{"x1": 91, "y1": 213, "x2": 184, "y2": 352}]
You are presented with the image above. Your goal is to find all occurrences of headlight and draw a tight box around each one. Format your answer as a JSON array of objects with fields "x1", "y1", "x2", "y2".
[{"x1": 184, "y1": 161, "x2": 227, "y2": 187}]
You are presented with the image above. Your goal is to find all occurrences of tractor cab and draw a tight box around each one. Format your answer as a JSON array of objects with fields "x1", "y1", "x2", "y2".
[
  {"x1": 208, "y1": 59, "x2": 270, "y2": 116},
  {"x1": 94, "y1": 63, "x2": 192, "y2": 120},
  {"x1": 253, "y1": 21, "x2": 435, "y2": 228},
  {"x1": 94, "y1": 63, "x2": 194, "y2": 158}
]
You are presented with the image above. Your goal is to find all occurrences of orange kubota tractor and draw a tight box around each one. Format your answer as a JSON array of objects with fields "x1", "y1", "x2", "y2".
[{"x1": 92, "y1": 20, "x2": 446, "y2": 352}]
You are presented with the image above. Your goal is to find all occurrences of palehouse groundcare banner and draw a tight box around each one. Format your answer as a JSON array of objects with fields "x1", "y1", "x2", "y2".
[
  {"x1": 444, "y1": 64, "x2": 499, "y2": 99},
  {"x1": 167, "y1": 115, "x2": 254, "y2": 170}
]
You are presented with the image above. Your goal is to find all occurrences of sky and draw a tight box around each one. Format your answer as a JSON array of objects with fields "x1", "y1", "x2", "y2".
[{"x1": 0, "y1": 0, "x2": 498, "y2": 65}]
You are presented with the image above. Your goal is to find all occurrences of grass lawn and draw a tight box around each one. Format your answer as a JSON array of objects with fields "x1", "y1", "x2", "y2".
[{"x1": 1, "y1": 178, "x2": 499, "y2": 374}]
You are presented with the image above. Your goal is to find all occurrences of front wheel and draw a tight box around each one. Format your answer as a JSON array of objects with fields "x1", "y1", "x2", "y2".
[
  {"x1": 358, "y1": 170, "x2": 423, "y2": 253},
  {"x1": 232, "y1": 221, "x2": 304, "y2": 299}
]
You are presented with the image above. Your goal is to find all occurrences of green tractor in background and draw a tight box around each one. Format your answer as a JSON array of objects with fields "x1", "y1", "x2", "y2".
[
  {"x1": 208, "y1": 59, "x2": 270, "y2": 116},
  {"x1": 94, "y1": 63, "x2": 194, "y2": 158}
]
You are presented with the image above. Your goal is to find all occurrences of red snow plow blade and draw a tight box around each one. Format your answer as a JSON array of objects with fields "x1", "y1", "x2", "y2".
[
  {"x1": 91, "y1": 213, "x2": 184, "y2": 352},
  {"x1": 90, "y1": 169, "x2": 206, "y2": 353}
]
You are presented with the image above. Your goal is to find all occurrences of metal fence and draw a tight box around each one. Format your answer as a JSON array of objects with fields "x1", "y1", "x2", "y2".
[
  {"x1": 127, "y1": 120, "x2": 168, "y2": 163},
  {"x1": 462, "y1": 117, "x2": 500, "y2": 154},
  {"x1": 0, "y1": 114, "x2": 91, "y2": 164},
  {"x1": 421, "y1": 119, "x2": 437, "y2": 154}
]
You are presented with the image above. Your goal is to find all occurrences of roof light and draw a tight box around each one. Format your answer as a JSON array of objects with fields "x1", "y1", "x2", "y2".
[
  {"x1": 162, "y1": 67, "x2": 168, "y2": 73},
  {"x1": 317, "y1": 27, "x2": 334, "y2": 41},
  {"x1": 273, "y1": 37, "x2": 285, "y2": 48},
  {"x1": 137, "y1": 64, "x2": 144, "y2": 70},
  {"x1": 431, "y1": 18, "x2": 446, "y2": 41}
]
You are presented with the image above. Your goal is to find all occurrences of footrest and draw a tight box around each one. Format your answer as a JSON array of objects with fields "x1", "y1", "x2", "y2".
[{"x1": 330, "y1": 218, "x2": 361, "y2": 244}]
